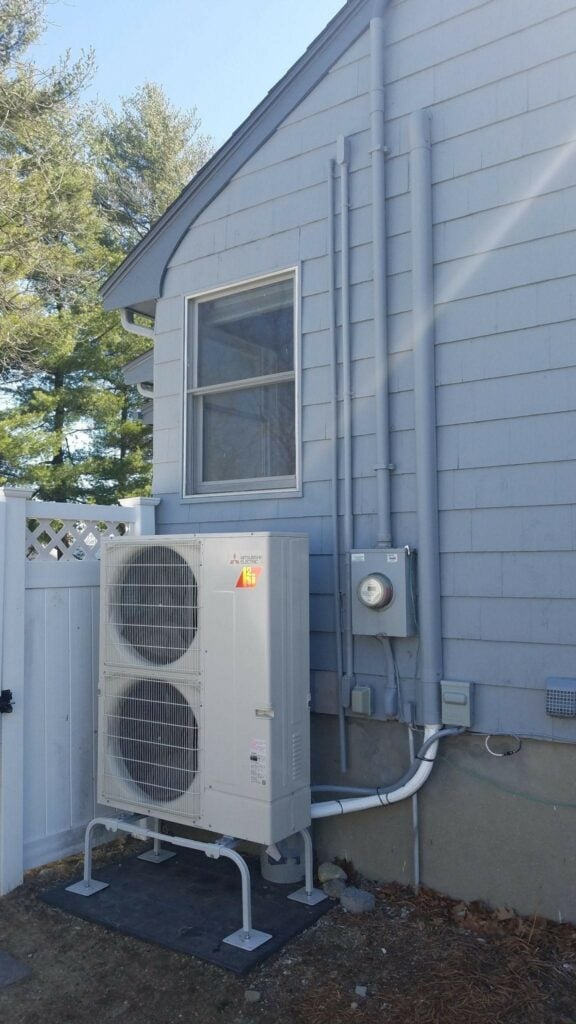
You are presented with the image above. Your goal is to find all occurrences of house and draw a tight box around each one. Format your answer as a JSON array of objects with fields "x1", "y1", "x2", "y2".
[{"x1": 102, "y1": 0, "x2": 576, "y2": 922}]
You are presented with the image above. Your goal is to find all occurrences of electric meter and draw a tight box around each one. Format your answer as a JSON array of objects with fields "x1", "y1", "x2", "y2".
[
  {"x1": 357, "y1": 573, "x2": 393, "y2": 609},
  {"x1": 350, "y1": 548, "x2": 417, "y2": 637}
]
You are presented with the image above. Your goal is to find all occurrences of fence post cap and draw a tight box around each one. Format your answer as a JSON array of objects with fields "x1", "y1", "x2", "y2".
[
  {"x1": 0, "y1": 487, "x2": 36, "y2": 501},
  {"x1": 118, "y1": 497, "x2": 160, "y2": 508}
]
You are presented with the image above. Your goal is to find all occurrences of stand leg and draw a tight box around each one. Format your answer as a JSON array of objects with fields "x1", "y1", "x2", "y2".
[
  {"x1": 287, "y1": 829, "x2": 327, "y2": 906},
  {"x1": 138, "y1": 818, "x2": 176, "y2": 863},
  {"x1": 65, "y1": 820, "x2": 110, "y2": 896},
  {"x1": 64, "y1": 815, "x2": 272, "y2": 950},
  {"x1": 222, "y1": 849, "x2": 272, "y2": 950}
]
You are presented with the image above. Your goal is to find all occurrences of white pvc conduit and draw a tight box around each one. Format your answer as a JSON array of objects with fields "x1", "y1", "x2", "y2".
[{"x1": 311, "y1": 724, "x2": 442, "y2": 818}]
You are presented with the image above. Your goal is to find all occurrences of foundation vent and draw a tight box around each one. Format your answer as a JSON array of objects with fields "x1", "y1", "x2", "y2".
[{"x1": 545, "y1": 678, "x2": 576, "y2": 718}]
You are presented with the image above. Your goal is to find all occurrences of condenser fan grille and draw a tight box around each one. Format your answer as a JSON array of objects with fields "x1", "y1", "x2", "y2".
[
  {"x1": 110, "y1": 544, "x2": 199, "y2": 666},
  {"x1": 107, "y1": 678, "x2": 199, "y2": 805}
]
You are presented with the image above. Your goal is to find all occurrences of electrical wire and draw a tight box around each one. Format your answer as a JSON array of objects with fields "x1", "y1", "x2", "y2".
[{"x1": 484, "y1": 734, "x2": 522, "y2": 757}]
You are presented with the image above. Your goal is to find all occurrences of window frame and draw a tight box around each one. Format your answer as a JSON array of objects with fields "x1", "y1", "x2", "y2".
[{"x1": 182, "y1": 268, "x2": 301, "y2": 501}]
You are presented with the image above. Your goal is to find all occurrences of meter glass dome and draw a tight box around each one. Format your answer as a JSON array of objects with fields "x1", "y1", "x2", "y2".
[{"x1": 357, "y1": 573, "x2": 393, "y2": 609}]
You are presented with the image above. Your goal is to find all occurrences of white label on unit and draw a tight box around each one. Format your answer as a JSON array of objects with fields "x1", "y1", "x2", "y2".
[
  {"x1": 351, "y1": 553, "x2": 365, "y2": 562},
  {"x1": 250, "y1": 739, "x2": 268, "y2": 786},
  {"x1": 387, "y1": 553, "x2": 399, "y2": 563}
]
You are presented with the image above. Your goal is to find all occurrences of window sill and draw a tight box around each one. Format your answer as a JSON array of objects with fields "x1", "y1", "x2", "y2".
[{"x1": 180, "y1": 484, "x2": 302, "y2": 504}]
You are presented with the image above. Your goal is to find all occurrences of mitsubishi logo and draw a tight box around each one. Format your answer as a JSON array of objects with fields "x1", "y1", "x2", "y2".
[{"x1": 229, "y1": 553, "x2": 240, "y2": 564}]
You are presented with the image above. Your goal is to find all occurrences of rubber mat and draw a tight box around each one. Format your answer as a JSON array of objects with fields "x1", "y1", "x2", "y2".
[{"x1": 40, "y1": 847, "x2": 330, "y2": 974}]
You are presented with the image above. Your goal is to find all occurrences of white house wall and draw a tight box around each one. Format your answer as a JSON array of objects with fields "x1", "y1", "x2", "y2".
[{"x1": 151, "y1": 0, "x2": 576, "y2": 744}]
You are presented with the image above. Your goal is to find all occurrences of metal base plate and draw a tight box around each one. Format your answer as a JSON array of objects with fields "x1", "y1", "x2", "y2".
[
  {"x1": 65, "y1": 879, "x2": 110, "y2": 897},
  {"x1": 223, "y1": 928, "x2": 272, "y2": 951},
  {"x1": 288, "y1": 887, "x2": 327, "y2": 906},
  {"x1": 137, "y1": 849, "x2": 177, "y2": 864}
]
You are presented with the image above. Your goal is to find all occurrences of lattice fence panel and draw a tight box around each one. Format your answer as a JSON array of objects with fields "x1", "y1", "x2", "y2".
[{"x1": 26, "y1": 517, "x2": 132, "y2": 562}]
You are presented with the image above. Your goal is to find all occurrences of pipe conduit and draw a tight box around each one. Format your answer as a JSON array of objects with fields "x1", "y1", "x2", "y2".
[
  {"x1": 370, "y1": 1, "x2": 393, "y2": 549},
  {"x1": 410, "y1": 109, "x2": 443, "y2": 725},
  {"x1": 311, "y1": 724, "x2": 442, "y2": 818},
  {"x1": 337, "y1": 135, "x2": 356, "y2": 717},
  {"x1": 311, "y1": 13, "x2": 448, "y2": 819},
  {"x1": 328, "y1": 158, "x2": 348, "y2": 773}
]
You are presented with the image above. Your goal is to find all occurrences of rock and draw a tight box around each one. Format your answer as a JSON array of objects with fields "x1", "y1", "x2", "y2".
[
  {"x1": 494, "y1": 906, "x2": 515, "y2": 922},
  {"x1": 317, "y1": 861, "x2": 347, "y2": 884},
  {"x1": 350, "y1": 1002, "x2": 359, "y2": 1010},
  {"x1": 340, "y1": 887, "x2": 375, "y2": 914},
  {"x1": 244, "y1": 990, "x2": 261, "y2": 1004},
  {"x1": 323, "y1": 878, "x2": 347, "y2": 898},
  {"x1": 354, "y1": 985, "x2": 368, "y2": 998}
]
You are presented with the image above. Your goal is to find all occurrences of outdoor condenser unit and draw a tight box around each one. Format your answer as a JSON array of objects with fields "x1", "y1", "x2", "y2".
[{"x1": 97, "y1": 533, "x2": 311, "y2": 846}]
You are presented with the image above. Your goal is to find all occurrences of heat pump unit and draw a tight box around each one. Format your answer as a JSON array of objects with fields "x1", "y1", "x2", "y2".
[{"x1": 97, "y1": 533, "x2": 311, "y2": 846}]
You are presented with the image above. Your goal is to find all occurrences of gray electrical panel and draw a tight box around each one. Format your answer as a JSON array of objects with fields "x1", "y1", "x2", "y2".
[
  {"x1": 350, "y1": 548, "x2": 417, "y2": 637},
  {"x1": 441, "y1": 680, "x2": 473, "y2": 728}
]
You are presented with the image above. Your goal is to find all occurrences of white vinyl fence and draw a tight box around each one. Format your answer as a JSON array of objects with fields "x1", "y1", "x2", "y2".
[{"x1": 0, "y1": 488, "x2": 157, "y2": 895}]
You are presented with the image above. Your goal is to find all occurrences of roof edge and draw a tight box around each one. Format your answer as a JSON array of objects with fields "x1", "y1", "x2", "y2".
[{"x1": 101, "y1": 0, "x2": 375, "y2": 312}]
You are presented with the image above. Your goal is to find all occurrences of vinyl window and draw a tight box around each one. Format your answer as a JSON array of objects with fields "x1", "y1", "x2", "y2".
[{"x1": 185, "y1": 273, "x2": 297, "y2": 496}]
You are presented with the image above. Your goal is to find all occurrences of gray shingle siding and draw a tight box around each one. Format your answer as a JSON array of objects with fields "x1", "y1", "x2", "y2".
[{"x1": 151, "y1": 0, "x2": 576, "y2": 740}]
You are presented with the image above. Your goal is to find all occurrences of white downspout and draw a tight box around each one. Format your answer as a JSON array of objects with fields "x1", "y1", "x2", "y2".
[
  {"x1": 120, "y1": 308, "x2": 155, "y2": 341},
  {"x1": 121, "y1": 308, "x2": 156, "y2": 400}
]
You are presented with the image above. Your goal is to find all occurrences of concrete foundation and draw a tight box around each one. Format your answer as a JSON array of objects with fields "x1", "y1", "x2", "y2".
[{"x1": 311, "y1": 716, "x2": 576, "y2": 924}]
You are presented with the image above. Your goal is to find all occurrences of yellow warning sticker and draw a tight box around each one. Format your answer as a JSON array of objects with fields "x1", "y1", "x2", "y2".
[{"x1": 236, "y1": 566, "x2": 263, "y2": 589}]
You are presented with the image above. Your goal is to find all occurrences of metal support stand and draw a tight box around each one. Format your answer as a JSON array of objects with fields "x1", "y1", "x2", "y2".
[
  {"x1": 137, "y1": 818, "x2": 177, "y2": 863},
  {"x1": 65, "y1": 817, "x2": 272, "y2": 951},
  {"x1": 287, "y1": 828, "x2": 327, "y2": 906}
]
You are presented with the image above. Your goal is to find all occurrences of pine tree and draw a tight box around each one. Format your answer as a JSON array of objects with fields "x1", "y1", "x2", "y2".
[
  {"x1": 0, "y1": 0, "x2": 95, "y2": 371},
  {"x1": 0, "y1": 3, "x2": 214, "y2": 503},
  {"x1": 95, "y1": 81, "x2": 214, "y2": 252}
]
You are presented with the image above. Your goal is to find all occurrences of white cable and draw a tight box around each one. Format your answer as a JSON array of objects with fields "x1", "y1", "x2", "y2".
[{"x1": 484, "y1": 734, "x2": 522, "y2": 758}]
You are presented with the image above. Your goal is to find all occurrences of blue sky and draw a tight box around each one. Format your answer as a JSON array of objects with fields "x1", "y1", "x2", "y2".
[{"x1": 31, "y1": 0, "x2": 345, "y2": 145}]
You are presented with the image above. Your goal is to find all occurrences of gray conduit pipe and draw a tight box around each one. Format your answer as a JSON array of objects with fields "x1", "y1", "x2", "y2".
[
  {"x1": 328, "y1": 158, "x2": 347, "y2": 773},
  {"x1": 410, "y1": 109, "x2": 443, "y2": 724},
  {"x1": 371, "y1": 0, "x2": 393, "y2": 549},
  {"x1": 310, "y1": 109, "x2": 446, "y2": 821},
  {"x1": 337, "y1": 136, "x2": 356, "y2": 713}
]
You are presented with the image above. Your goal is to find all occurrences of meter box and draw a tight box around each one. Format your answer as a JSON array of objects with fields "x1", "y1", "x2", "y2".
[{"x1": 351, "y1": 548, "x2": 417, "y2": 637}]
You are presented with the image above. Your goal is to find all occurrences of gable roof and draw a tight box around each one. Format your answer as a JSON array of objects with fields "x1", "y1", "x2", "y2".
[{"x1": 101, "y1": 0, "x2": 382, "y2": 315}]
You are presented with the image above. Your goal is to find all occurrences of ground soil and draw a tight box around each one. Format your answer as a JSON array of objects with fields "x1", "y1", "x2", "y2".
[{"x1": 1, "y1": 839, "x2": 575, "y2": 1024}]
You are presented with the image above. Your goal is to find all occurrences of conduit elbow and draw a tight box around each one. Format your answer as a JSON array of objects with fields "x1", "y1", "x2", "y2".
[{"x1": 310, "y1": 724, "x2": 442, "y2": 820}]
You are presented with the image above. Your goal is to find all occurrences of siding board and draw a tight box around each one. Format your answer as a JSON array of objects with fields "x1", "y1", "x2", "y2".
[{"x1": 154, "y1": 0, "x2": 576, "y2": 743}]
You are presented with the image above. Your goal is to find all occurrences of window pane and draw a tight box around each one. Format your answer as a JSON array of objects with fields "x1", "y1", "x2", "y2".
[
  {"x1": 196, "y1": 279, "x2": 293, "y2": 387},
  {"x1": 200, "y1": 383, "x2": 295, "y2": 483}
]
